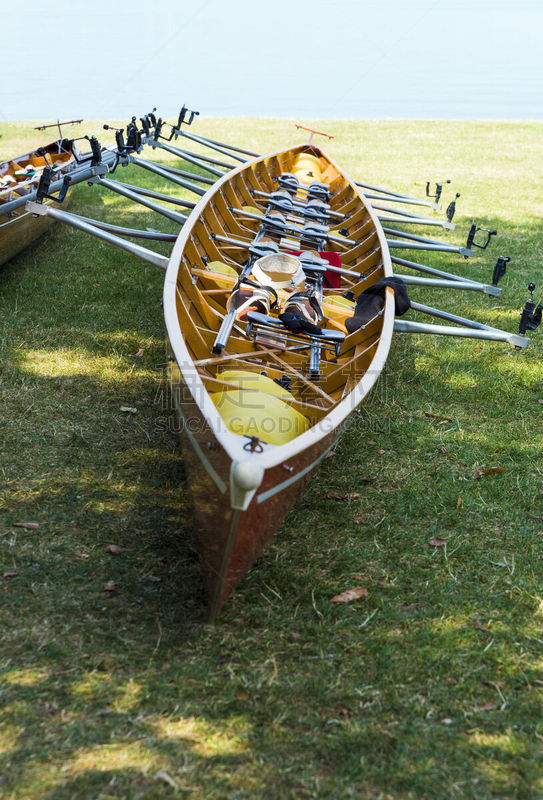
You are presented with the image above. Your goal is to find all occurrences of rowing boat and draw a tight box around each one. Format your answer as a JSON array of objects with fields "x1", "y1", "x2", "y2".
[
  {"x1": 0, "y1": 139, "x2": 78, "y2": 265},
  {"x1": 164, "y1": 143, "x2": 396, "y2": 618},
  {"x1": 21, "y1": 110, "x2": 534, "y2": 617}
]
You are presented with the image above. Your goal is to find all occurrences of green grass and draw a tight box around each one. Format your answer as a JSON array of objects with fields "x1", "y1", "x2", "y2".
[{"x1": 1, "y1": 119, "x2": 543, "y2": 799}]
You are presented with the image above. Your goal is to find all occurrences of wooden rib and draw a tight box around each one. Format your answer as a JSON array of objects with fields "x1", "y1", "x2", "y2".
[{"x1": 263, "y1": 350, "x2": 336, "y2": 405}]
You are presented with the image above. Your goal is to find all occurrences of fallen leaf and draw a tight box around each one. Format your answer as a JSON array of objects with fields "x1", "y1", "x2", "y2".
[
  {"x1": 235, "y1": 693, "x2": 249, "y2": 701},
  {"x1": 119, "y1": 406, "x2": 137, "y2": 414},
  {"x1": 428, "y1": 537, "x2": 447, "y2": 547},
  {"x1": 378, "y1": 580, "x2": 394, "y2": 588},
  {"x1": 538, "y1": 399, "x2": 543, "y2": 405},
  {"x1": 156, "y1": 771, "x2": 177, "y2": 789},
  {"x1": 472, "y1": 620, "x2": 490, "y2": 632},
  {"x1": 367, "y1": 439, "x2": 376, "y2": 445},
  {"x1": 445, "y1": 677, "x2": 457, "y2": 685},
  {"x1": 456, "y1": 496, "x2": 463, "y2": 509},
  {"x1": 325, "y1": 450, "x2": 336, "y2": 458},
  {"x1": 474, "y1": 466, "x2": 508, "y2": 478},
  {"x1": 378, "y1": 448, "x2": 386, "y2": 455},
  {"x1": 353, "y1": 513, "x2": 365, "y2": 524},
  {"x1": 424, "y1": 412, "x2": 453, "y2": 422},
  {"x1": 93, "y1": 283, "x2": 100, "y2": 288},
  {"x1": 474, "y1": 701, "x2": 497, "y2": 712},
  {"x1": 135, "y1": 348, "x2": 145, "y2": 357},
  {"x1": 105, "y1": 544, "x2": 124, "y2": 555},
  {"x1": 327, "y1": 491, "x2": 361, "y2": 501},
  {"x1": 12, "y1": 521, "x2": 39, "y2": 529},
  {"x1": 440, "y1": 446, "x2": 448, "y2": 454},
  {"x1": 3, "y1": 570, "x2": 18, "y2": 578},
  {"x1": 147, "y1": 574, "x2": 161, "y2": 582},
  {"x1": 330, "y1": 586, "x2": 369, "y2": 604},
  {"x1": 96, "y1": 708, "x2": 113, "y2": 717},
  {"x1": 103, "y1": 581, "x2": 118, "y2": 593}
]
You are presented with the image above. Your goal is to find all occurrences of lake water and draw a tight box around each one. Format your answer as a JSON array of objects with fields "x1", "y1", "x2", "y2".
[{"x1": 1, "y1": 0, "x2": 542, "y2": 122}]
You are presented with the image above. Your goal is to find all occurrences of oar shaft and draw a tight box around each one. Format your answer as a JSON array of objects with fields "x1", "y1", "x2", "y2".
[
  {"x1": 26, "y1": 201, "x2": 168, "y2": 269},
  {"x1": 179, "y1": 129, "x2": 257, "y2": 160},
  {"x1": 112, "y1": 180, "x2": 196, "y2": 210},
  {"x1": 129, "y1": 156, "x2": 206, "y2": 196},
  {"x1": 394, "y1": 273, "x2": 500, "y2": 296},
  {"x1": 93, "y1": 177, "x2": 188, "y2": 225},
  {"x1": 144, "y1": 139, "x2": 227, "y2": 177},
  {"x1": 394, "y1": 319, "x2": 528, "y2": 349},
  {"x1": 409, "y1": 300, "x2": 501, "y2": 331},
  {"x1": 357, "y1": 181, "x2": 438, "y2": 209}
]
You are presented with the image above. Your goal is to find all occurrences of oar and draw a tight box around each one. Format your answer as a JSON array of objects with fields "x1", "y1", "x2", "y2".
[
  {"x1": 370, "y1": 203, "x2": 455, "y2": 230},
  {"x1": 356, "y1": 181, "x2": 440, "y2": 210},
  {"x1": 111, "y1": 180, "x2": 196, "y2": 211},
  {"x1": 143, "y1": 138, "x2": 230, "y2": 177},
  {"x1": 88, "y1": 176, "x2": 188, "y2": 225},
  {"x1": 383, "y1": 227, "x2": 473, "y2": 257},
  {"x1": 128, "y1": 156, "x2": 207, "y2": 196},
  {"x1": 394, "y1": 318, "x2": 528, "y2": 349},
  {"x1": 26, "y1": 200, "x2": 169, "y2": 270}
]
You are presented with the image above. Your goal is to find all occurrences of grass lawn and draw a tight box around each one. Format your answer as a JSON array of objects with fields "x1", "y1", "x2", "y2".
[{"x1": 0, "y1": 118, "x2": 542, "y2": 799}]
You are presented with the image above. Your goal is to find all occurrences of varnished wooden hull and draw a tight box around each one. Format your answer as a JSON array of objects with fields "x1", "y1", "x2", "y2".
[
  {"x1": 164, "y1": 143, "x2": 395, "y2": 617},
  {"x1": 0, "y1": 196, "x2": 72, "y2": 266}
]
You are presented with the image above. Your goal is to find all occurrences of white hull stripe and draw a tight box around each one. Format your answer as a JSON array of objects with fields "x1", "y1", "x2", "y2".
[
  {"x1": 256, "y1": 439, "x2": 337, "y2": 504},
  {"x1": 172, "y1": 394, "x2": 228, "y2": 494}
]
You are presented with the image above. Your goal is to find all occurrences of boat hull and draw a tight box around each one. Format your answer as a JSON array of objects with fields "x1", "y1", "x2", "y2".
[
  {"x1": 164, "y1": 142, "x2": 394, "y2": 616},
  {"x1": 169, "y1": 358, "x2": 336, "y2": 617},
  {"x1": 0, "y1": 196, "x2": 72, "y2": 266}
]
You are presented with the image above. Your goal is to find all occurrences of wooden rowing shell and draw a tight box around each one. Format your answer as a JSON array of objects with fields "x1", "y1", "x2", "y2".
[
  {"x1": 164, "y1": 143, "x2": 395, "y2": 618},
  {"x1": 0, "y1": 140, "x2": 77, "y2": 266}
]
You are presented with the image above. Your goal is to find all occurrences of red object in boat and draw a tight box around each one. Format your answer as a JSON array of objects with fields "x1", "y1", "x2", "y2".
[{"x1": 288, "y1": 250, "x2": 342, "y2": 288}]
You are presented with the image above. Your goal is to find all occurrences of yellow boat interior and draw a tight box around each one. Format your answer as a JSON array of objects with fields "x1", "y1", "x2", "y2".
[
  {"x1": 173, "y1": 145, "x2": 392, "y2": 447},
  {"x1": 0, "y1": 142, "x2": 74, "y2": 203}
]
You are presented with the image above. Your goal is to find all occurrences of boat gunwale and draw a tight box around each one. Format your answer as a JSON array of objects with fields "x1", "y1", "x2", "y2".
[{"x1": 164, "y1": 142, "x2": 395, "y2": 470}]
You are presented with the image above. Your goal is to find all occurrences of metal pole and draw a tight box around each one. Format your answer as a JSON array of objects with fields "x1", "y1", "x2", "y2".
[
  {"x1": 112, "y1": 180, "x2": 196, "y2": 210},
  {"x1": 391, "y1": 256, "x2": 481, "y2": 285},
  {"x1": 394, "y1": 319, "x2": 529, "y2": 349},
  {"x1": 387, "y1": 239, "x2": 473, "y2": 256},
  {"x1": 375, "y1": 210, "x2": 454, "y2": 230},
  {"x1": 25, "y1": 201, "x2": 169, "y2": 269},
  {"x1": 71, "y1": 215, "x2": 177, "y2": 241},
  {"x1": 179, "y1": 129, "x2": 256, "y2": 160},
  {"x1": 92, "y1": 177, "x2": 188, "y2": 225},
  {"x1": 133, "y1": 157, "x2": 216, "y2": 185},
  {"x1": 144, "y1": 139, "x2": 227, "y2": 177},
  {"x1": 383, "y1": 226, "x2": 464, "y2": 248},
  {"x1": 357, "y1": 182, "x2": 439, "y2": 209},
  {"x1": 144, "y1": 137, "x2": 235, "y2": 171},
  {"x1": 408, "y1": 301, "x2": 502, "y2": 331},
  {"x1": 129, "y1": 156, "x2": 206, "y2": 196},
  {"x1": 394, "y1": 273, "x2": 500, "y2": 296}
]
